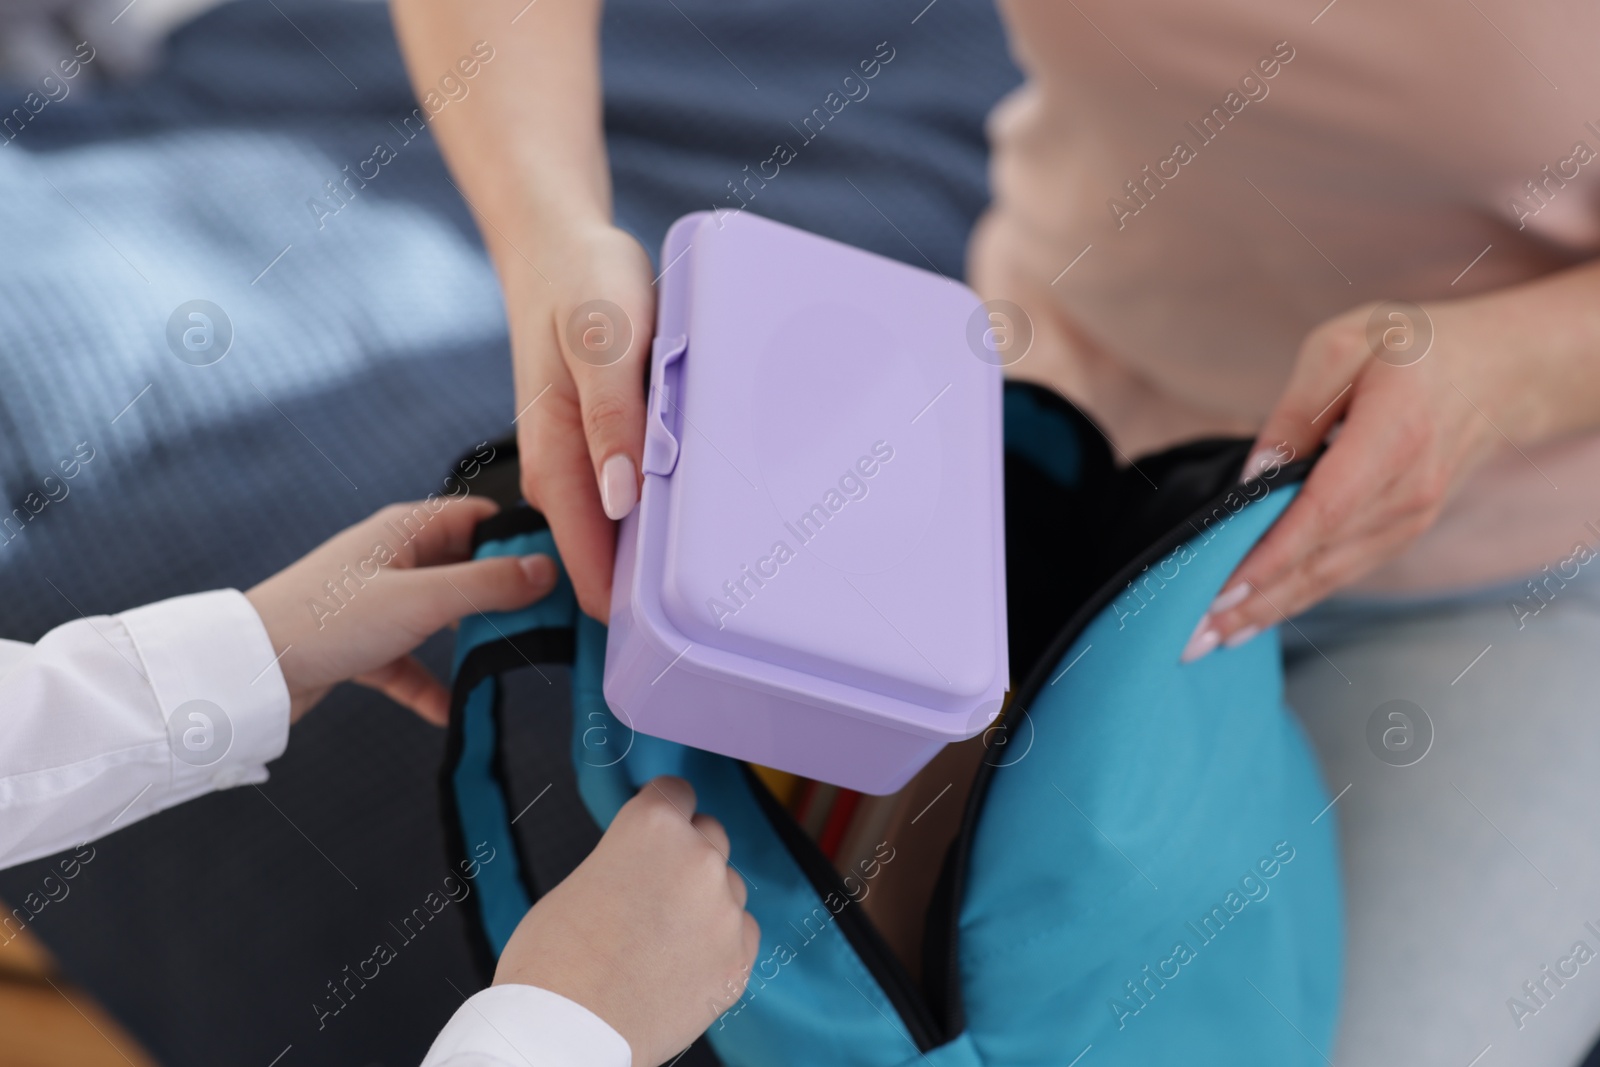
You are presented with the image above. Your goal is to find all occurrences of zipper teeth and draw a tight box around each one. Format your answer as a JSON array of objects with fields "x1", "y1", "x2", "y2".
[
  {"x1": 741, "y1": 764, "x2": 943, "y2": 1048},
  {"x1": 746, "y1": 454, "x2": 1313, "y2": 1050},
  {"x1": 929, "y1": 456, "x2": 1315, "y2": 1035},
  {"x1": 996, "y1": 457, "x2": 1312, "y2": 766}
]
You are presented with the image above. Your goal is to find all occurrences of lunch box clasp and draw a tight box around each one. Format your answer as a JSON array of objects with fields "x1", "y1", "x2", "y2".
[{"x1": 643, "y1": 333, "x2": 687, "y2": 477}]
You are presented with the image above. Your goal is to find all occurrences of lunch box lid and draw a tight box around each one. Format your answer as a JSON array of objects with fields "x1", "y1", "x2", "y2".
[{"x1": 636, "y1": 211, "x2": 1007, "y2": 731}]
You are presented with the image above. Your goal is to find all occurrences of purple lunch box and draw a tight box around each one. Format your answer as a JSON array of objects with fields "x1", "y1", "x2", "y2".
[{"x1": 602, "y1": 211, "x2": 1008, "y2": 794}]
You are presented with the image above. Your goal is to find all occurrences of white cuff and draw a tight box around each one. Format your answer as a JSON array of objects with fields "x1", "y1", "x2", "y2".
[
  {"x1": 120, "y1": 589, "x2": 290, "y2": 794},
  {"x1": 421, "y1": 985, "x2": 633, "y2": 1067}
]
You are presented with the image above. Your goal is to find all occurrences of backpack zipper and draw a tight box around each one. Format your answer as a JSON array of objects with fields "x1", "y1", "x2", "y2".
[{"x1": 744, "y1": 451, "x2": 1314, "y2": 1051}]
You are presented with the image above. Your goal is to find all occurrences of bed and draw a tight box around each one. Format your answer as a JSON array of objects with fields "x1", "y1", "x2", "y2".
[{"x1": 0, "y1": 1, "x2": 1019, "y2": 1062}]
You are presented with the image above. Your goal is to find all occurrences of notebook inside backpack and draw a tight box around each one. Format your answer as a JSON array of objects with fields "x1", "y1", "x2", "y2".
[{"x1": 749, "y1": 722, "x2": 993, "y2": 983}]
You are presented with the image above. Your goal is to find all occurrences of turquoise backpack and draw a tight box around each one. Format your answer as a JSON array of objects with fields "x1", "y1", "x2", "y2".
[{"x1": 442, "y1": 382, "x2": 1342, "y2": 1065}]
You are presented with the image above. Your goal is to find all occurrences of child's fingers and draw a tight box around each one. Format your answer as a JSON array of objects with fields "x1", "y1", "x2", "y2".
[
  {"x1": 356, "y1": 654, "x2": 451, "y2": 726},
  {"x1": 691, "y1": 812, "x2": 731, "y2": 861},
  {"x1": 371, "y1": 496, "x2": 502, "y2": 570},
  {"x1": 396, "y1": 553, "x2": 559, "y2": 630},
  {"x1": 641, "y1": 775, "x2": 698, "y2": 821},
  {"x1": 739, "y1": 911, "x2": 761, "y2": 971},
  {"x1": 726, "y1": 865, "x2": 748, "y2": 909}
]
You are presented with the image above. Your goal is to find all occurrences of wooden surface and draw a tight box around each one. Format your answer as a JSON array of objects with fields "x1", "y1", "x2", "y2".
[{"x1": 0, "y1": 914, "x2": 159, "y2": 1067}]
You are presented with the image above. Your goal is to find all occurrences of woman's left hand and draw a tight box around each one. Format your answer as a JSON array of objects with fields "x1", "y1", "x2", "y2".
[{"x1": 1184, "y1": 296, "x2": 1519, "y2": 661}]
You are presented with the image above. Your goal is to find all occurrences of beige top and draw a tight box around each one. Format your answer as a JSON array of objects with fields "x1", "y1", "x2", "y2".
[{"x1": 971, "y1": 0, "x2": 1600, "y2": 592}]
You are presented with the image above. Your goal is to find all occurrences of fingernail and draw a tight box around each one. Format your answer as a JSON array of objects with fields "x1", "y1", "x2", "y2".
[
  {"x1": 519, "y1": 553, "x2": 555, "y2": 585},
  {"x1": 1210, "y1": 582, "x2": 1250, "y2": 614},
  {"x1": 1181, "y1": 615, "x2": 1221, "y2": 663},
  {"x1": 1223, "y1": 624, "x2": 1261, "y2": 649},
  {"x1": 600, "y1": 454, "x2": 638, "y2": 520},
  {"x1": 1240, "y1": 449, "x2": 1276, "y2": 482}
]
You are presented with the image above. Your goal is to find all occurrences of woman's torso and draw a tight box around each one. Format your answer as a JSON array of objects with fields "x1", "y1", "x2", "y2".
[{"x1": 974, "y1": 0, "x2": 1600, "y2": 592}]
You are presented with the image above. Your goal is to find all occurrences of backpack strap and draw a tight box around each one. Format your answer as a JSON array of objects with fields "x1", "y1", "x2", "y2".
[{"x1": 440, "y1": 505, "x2": 577, "y2": 979}]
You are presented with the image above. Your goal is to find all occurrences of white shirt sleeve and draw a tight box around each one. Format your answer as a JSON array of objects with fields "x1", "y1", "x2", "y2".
[
  {"x1": 0, "y1": 589, "x2": 290, "y2": 869},
  {"x1": 421, "y1": 985, "x2": 633, "y2": 1067},
  {"x1": 0, "y1": 590, "x2": 632, "y2": 1063}
]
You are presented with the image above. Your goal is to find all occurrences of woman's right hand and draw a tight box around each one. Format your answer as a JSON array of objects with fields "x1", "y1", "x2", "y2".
[
  {"x1": 504, "y1": 222, "x2": 656, "y2": 622},
  {"x1": 389, "y1": 0, "x2": 645, "y2": 621}
]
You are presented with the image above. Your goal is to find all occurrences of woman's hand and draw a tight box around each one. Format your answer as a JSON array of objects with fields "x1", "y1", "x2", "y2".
[
  {"x1": 505, "y1": 222, "x2": 655, "y2": 623},
  {"x1": 389, "y1": 0, "x2": 652, "y2": 622},
  {"x1": 1186, "y1": 289, "x2": 1572, "y2": 661},
  {"x1": 245, "y1": 496, "x2": 558, "y2": 723}
]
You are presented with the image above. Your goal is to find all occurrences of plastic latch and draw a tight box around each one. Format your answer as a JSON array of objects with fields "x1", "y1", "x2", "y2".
[{"x1": 642, "y1": 333, "x2": 687, "y2": 477}]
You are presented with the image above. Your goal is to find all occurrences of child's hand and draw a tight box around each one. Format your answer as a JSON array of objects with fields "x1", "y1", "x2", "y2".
[
  {"x1": 493, "y1": 776, "x2": 760, "y2": 1066},
  {"x1": 245, "y1": 496, "x2": 556, "y2": 725}
]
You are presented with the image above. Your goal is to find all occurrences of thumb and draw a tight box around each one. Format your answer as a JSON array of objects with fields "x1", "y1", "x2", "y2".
[
  {"x1": 1245, "y1": 321, "x2": 1371, "y2": 481},
  {"x1": 556, "y1": 238, "x2": 656, "y2": 522},
  {"x1": 396, "y1": 553, "x2": 561, "y2": 632}
]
